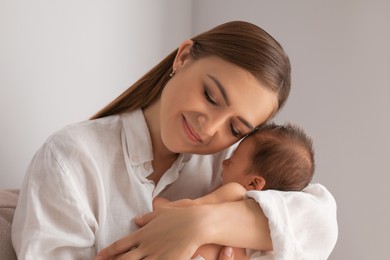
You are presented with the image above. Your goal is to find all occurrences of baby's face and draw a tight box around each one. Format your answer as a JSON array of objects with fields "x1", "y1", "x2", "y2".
[{"x1": 221, "y1": 138, "x2": 254, "y2": 186}]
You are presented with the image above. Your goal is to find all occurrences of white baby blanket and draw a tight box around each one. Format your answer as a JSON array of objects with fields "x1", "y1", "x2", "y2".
[{"x1": 246, "y1": 183, "x2": 338, "y2": 260}]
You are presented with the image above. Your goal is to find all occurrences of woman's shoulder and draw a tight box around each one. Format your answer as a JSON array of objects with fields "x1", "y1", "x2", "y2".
[
  {"x1": 43, "y1": 115, "x2": 123, "y2": 154},
  {"x1": 49, "y1": 115, "x2": 121, "y2": 139}
]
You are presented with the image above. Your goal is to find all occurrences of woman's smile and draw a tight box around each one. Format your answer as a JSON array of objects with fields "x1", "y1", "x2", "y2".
[{"x1": 182, "y1": 115, "x2": 203, "y2": 143}]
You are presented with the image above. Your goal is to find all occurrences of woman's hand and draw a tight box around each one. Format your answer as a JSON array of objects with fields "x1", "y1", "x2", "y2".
[
  {"x1": 95, "y1": 205, "x2": 209, "y2": 260},
  {"x1": 96, "y1": 199, "x2": 268, "y2": 260}
]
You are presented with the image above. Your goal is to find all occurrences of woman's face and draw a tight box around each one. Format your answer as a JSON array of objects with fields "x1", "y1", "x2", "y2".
[{"x1": 159, "y1": 46, "x2": 278, "y2": 154}]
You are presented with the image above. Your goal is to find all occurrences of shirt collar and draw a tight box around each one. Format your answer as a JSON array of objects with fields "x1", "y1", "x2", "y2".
[{"x1": 120, "y1": 109, "x2": 154, "y2": 165}]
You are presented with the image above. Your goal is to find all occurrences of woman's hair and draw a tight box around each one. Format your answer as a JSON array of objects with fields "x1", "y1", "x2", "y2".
[
  {"x1": 91, "y1": 21, "x2": 291, "y2": 120},
  {"x1": 246, "y1": 123, "x2": 315, "y2": 191}
]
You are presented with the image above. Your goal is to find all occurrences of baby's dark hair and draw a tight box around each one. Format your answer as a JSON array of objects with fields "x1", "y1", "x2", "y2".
[{"x1": 246, "y1": 122, "x2": 315, "y2": 191}]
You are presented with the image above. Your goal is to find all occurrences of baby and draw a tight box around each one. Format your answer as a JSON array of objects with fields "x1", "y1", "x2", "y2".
[{"x1": 153, "y1": 122, "x2": 315, "y2": 260}]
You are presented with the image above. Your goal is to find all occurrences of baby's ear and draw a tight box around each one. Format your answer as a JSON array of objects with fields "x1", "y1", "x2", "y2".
[{"x1": 248, "y1": 175, "x2": 266, "y2": 191}]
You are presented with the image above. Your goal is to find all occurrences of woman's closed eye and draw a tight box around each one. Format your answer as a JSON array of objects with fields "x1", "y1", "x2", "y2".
[
  {"x1": 204, "y1": 87, "x2": 217, "y2": 105},
  {"x1": 230, "y1": 122, "x2": 243, "y2": 138},
  {"x1": 203, "y1": 85, "x2": 246, "y2": 138}
]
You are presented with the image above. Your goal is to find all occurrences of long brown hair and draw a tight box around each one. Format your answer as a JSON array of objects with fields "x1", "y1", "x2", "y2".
[{"x1": 91, "y1": 21, "x2": 291, "y2": 120}]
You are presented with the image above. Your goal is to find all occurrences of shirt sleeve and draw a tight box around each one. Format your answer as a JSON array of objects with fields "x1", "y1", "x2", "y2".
[
  {"x1": 12, "y1": 141, "x2": 97, "y2": 260},
  {"x1": 245, "y1": 184, "x2": 338, "y2": 260}
]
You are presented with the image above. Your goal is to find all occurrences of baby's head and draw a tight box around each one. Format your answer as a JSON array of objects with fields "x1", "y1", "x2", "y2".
[{"x1": 221, "y1": 122, "x2": 315, "y2": 191}]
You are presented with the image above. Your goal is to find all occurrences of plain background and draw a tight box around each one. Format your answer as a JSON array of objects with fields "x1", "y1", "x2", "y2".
[{"x1": 1, "y1": 1, "x2": 389, "y2": 259}]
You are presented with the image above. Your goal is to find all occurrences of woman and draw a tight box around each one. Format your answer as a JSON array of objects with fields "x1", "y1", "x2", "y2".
[{"x1": 12, "y1": 21, "x2": 337, "y2": 259}]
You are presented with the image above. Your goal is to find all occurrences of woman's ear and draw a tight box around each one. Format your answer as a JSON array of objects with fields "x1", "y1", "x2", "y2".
[
  {"x1": 247, "y1": 175, "x2": 266, "y2": 191},
  {"x1": 172, "y1": 39, "x2": 193, "y2": 71}
]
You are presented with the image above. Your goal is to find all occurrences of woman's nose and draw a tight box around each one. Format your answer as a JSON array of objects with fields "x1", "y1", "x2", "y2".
[{"x1": 198, "y1": 113, "x2": 227, "y2": 137}]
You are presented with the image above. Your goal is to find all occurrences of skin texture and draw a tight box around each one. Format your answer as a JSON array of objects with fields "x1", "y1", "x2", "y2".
[{"x1": 95, "y1": 40, "x2": 277, "y2": 260}]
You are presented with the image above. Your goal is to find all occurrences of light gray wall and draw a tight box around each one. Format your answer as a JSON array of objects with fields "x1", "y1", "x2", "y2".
[
  {"x1": 0, "y1": 0, "x2": 192, "y2": 188},
  {"x1": 1, "y1": 0, "x2": 389, "y2": 259},
  {"x1": 191, "y1": 0, "x2": 390, "y2": 259}
]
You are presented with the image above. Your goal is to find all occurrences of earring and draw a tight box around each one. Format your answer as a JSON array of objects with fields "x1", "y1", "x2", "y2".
[{"x1": 170, "y1": 68, "x2": 177, "y2": 77}]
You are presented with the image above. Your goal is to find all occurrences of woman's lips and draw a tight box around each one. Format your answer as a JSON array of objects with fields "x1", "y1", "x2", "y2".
[{"x1": 182, "y1": 115, "x2": 202, "y2": 143}]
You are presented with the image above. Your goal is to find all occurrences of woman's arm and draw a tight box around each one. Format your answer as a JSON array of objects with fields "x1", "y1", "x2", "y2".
[
  {"x1": 199, "y1": 199, "x2": 272, "y2": 251},
  {"x1": 96, "y1": 199, "x2": 271, "y2": 260},
  {"x1": 12, "y1": 142, "x2": 96, "y2": 259}
]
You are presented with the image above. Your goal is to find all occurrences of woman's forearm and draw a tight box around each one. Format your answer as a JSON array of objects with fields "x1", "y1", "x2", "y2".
[
  {"x1": 96, "y1": 198, "x2": 272, "y2": 259},
  {"x1": 199, "y1": 199, "x2": 272, "y2": 251}
]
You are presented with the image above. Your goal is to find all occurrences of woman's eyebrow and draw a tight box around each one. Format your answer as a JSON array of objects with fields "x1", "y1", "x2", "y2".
[
  {"x1": 238, "y1": 116, "x2": 254, "y2": 131},
  {"x1": 207, "y1": 74, "x2": 254, "y2": 131},
  {"x1": 207, "y1": 74, "x2": 230, "y2": 106}
]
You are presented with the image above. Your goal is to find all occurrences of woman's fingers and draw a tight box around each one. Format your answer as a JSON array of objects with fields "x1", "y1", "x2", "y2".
[
  {"x1": 95, "y1": 234, "x2": 138, "y2": 260},
  {"x1": 134, "y1": 210, "x2": 157, "y2": 227},
  {"x1": 218, "y1": 247, "x2": 234, "y2": 260},
  {"x1": 111, "y1": 247, "x2": 145, "y2": 260},
  {"x1": 97, "y1": 206, "x2": 206, "y2": 260}
]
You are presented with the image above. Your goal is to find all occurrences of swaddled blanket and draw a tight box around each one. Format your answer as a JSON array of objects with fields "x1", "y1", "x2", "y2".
[{"x1": 246, "y1": 183, "x2": 338, "y2": 260}]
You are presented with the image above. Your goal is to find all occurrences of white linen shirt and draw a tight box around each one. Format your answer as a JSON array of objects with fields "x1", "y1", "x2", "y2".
[{"x1": 12, "y1": 109, "x2": 338, "y2": 260}]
